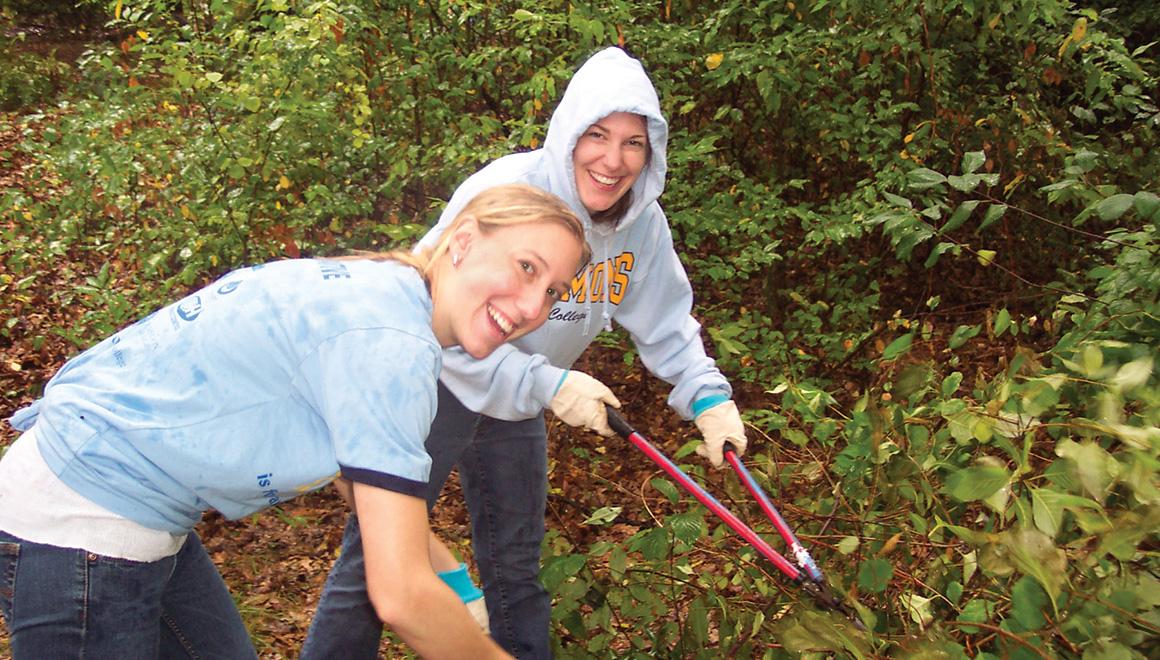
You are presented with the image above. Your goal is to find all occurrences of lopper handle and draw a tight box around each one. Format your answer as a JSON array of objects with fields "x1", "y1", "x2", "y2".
[
  {"x1": 723, "y1": 444, "x2": 825, "y2": 584},
  {"x1": 602, "y1": 403, "x2": 803, "y2": 582},
  {"x1": 603, "y1": 404, "x2": 862, "y2": 627},
  {"x1": 605, "y1": 405, "x2": 635, "y2": 439}
]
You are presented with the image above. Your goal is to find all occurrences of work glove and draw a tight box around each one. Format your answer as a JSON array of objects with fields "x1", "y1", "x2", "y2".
[
  {"x1": 437, "y1": 563, "x2": 490, "y2": 633},
  {"x1": 694, "y1": 400, "x2": 748, "y2": 468},
  {"x1": 466, "y1": 596, "x2": 490, "y2": 633},
  {"x1": 549, "y1": 370, "x2": 621, "y2": 436}
]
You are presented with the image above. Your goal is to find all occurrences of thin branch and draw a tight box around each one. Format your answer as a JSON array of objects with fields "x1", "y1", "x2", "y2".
[
  {"x1": 946, "y1": 620, "x2": 1052, "y2": 659},
  {"x1": 982, "y1": 192, "x2": 1159, "y2": 254}
]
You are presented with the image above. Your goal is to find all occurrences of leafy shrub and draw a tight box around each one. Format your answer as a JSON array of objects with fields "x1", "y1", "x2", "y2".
[{"x1": 0, "y1": 32, "x2": 71, "y2": 110}]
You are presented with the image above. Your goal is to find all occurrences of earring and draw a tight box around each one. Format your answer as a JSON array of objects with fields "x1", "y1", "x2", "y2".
[{"x1": 451, "y1": 253, "x2": 461, "y2": 267}]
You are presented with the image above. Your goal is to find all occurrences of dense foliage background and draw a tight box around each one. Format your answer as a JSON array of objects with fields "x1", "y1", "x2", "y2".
[{"x1": 1, "y1": 0, "x2": 1157, "y2": 657}]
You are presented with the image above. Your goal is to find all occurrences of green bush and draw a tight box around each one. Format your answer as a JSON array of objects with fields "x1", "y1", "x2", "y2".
[{"x1": 0, "y1": 32, "x2": 71, "y2": 110}]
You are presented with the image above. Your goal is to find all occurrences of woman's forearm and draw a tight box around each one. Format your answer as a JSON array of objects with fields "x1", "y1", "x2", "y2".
[{"x1": 352, "y1": 483, "x2": 510, "y2": 659}]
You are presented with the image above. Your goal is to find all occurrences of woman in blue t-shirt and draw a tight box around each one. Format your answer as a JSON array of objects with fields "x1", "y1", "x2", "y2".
[{"x1": 0, "y1": 184, "x2": 588, "y2": 659}]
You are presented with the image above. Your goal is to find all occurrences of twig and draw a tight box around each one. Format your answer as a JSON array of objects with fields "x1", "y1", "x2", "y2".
[
  {"x1": 983, "y1": 192, "x2": 1159, "y2": 254},
  {"x1": 947, "y1": 620, "x2": 1051, "y2": 658}
]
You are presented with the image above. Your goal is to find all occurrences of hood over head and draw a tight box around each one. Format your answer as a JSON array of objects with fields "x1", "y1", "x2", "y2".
[{"x1": 543, "y1": 47, "x2": 668, "y2": 236}]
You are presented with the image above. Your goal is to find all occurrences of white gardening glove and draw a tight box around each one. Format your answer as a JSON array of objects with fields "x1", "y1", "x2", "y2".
[
  {"x1": 694, "y1": 400, "x2": 748, "y2": 468},
  {"x1": 466, "y1": 596, "x2": 490, "y2": 633},
  {"x1": 548, "y1": 371, "x2": 621, "y2": 436}
]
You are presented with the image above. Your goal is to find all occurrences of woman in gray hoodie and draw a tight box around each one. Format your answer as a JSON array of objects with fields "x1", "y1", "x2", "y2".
[{"x1": 302, "y1": 47, "x2": 748, "y2": 659}]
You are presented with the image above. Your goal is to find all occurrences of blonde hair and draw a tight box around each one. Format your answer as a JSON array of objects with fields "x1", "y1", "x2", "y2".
[{"x1": 352, "y1": 184, "x2": 590, "y2": 277}]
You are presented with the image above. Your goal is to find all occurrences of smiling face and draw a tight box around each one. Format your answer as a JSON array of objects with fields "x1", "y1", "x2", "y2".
[
  {"x1": 433, "y1": 219, "x2": 584, "y2": 359},
  {"x1": 572, "y1": 111, "x2": 649, "y2": 215}
]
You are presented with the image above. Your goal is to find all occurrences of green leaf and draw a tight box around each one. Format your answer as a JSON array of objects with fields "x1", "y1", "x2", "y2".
[
  {"x1": 882, "y1": 191, "x2": 913, "y2": 208},
  {"x1": 930, "y1": 516, "x2": 991, "y2": 545},
  {"x1": 857, "y1": 558, "x2": 893, "y2": 593},
  {"x1": 1073, "y1": 151, "x2": 1098, "y2": 171},
  {"x1": 900, "y1": 593, "x2": 935, "y2": 627},
  {"x1": 1134, "y1": 191, "x2": 1160, "y2": 220},
  {"x1": 962, "y1": 150, "x2": 986, "y2": 174},
  {"x1": 1011, "y1": 576, "x2": 1048, "y2": 630},
  {"x1": 1030, "y1": 486, "x2": 1103, "y2": 537},
  {"x1": 668, "y1": 510, "x2": 705, "y2": 545},
  {"x1": 994, "y1": 308, "x2": 1011, "y2": 336},
  {"x1": 1081, "y1": 343, "x2": 1104, "y2": 376},
  {"x1": 976, "y1": 249, "x2": 997, "y2": 266},
  {"x1": 881, "y1": 333, "x2": 913, "y2": 360},
  {"x1": 629, "y1": 527, "x2": 671, "y2": 561},
  {"x1": 1056, "y1": 439, "x2": 1117, "y2": 502},
  {"x1": 958, "y1": 598, "x2": 997, "y2": 633},
  {"x1": 941, "y1": 372, "x2": 963, "y2": 397},
  {"x1": 837, "y1": 536, "x2": 860, "y2": 555},
  {"x1": 947, "y1": 174, "x2": 982, "y2": 192},
  {"x1": 943, "y1": 199, "x2": 981, "y2": 232},
  {"x1": 963, "y1": 549, "x2": 978, "y2": 584},
  {"x1": 783, "y1": 428, "x2": 809, "y2": 446},
  {"x1": 907, "y1": 168, "x2": 947, "y2": 191},
  {"x1": 688, "y1": 596, "x2": 709, "y2": 644},
  {"x1": 1092, "y1": 194, "x2": 1135, "y2": 221},
  {"x1": 650, "y1": 477, "x2": 680, "y2": 504},
  {"x1": 946, "y1": 581, "x2": 963, "y2": 605},
  {"x1": 1098, "y1": 507, "x2": 1160, "y2": 560},
  {"x1": 581, "y1": 506, "x2": 622, "y2": 526},
  {"x1": 939, "y1": 398, "x2": 967, "y2": 416},
  {"x1": 607, "y1": 546, "x2": 626, "y2": 579},
  {"x1": 675, "y1": 439, "x2": 701, "y2": 459},
  {"x1": 948, "y1": 324, "x2": 981, "y2": 349},
  {"x1": 1039, "y1": 179, "x2": 1078, "y2": 192},
  {"x1": 944, "y1": 465, "x2": 1010, "y2": 502},
  {"x1": 1080, "y1": 641, "x2": 1137, "y2": 660},
  {"x1": 204, "y1": 71, "x2": 223, "y2": 83},
  {"x1": 1003, "y1": 527, "x2": 1066, "y2": 611},
  {"x1": 1111, "y1": 355, "x2": 1153, "y2": 391},
  {"x1": 540, "y1": 554, "x2": 586, "y2": 592},
  {"x1": 979, "y1": 203, "x2": 1008, "y2": 231},
  {"x1": 969, "y1": 415, "x2": 993, "y2": 444},
  {"x1": 894, "y1": 363, "x2": 931, "y2": 399},
  {"x1": 946, "y1": 410, "x2": 977, "y2": 442},
  {"x1": 775, "y1": 610, "x2": 871, "y2": 656},
  {"x1": 923, "y1": 240, "x2": 957, "y2": 268}
]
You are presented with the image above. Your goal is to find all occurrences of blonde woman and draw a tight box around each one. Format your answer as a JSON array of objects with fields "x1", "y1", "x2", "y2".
[{"x1": 0, "y1": 184, "x2": 588, "y2": 659}]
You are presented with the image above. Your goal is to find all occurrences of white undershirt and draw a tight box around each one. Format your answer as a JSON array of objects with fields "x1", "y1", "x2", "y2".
[{"x1": 0, "y1": 428, "x2": 187, "y2": 562}]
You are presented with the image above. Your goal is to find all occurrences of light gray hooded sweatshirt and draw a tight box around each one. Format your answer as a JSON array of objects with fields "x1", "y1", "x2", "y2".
[{"x1": 417, "y1": 47, "x2": 732, "y2": 421}]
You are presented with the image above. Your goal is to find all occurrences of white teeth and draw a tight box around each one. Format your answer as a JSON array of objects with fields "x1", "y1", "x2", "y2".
[
  {"x1": 590, "y1": 171, "x2": 619, "y2": 186},
  {"x1": 488, "y1": 306, "x2": 513, "y2": 335}
]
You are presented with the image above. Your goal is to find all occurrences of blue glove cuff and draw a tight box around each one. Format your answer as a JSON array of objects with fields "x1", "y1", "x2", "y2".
[
  {"x1": 692, "y1": 394, "x2": 730, "y2": 418},
  {"x1": 437, "y1": 563, "x2": 484, "y2": 603}
]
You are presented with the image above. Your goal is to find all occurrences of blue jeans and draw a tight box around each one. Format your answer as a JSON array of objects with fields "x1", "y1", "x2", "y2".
[
  {"x1": 301, "y1": 382, "x2": 551, "y2": 659},
  {"x1": 0, "y1": 529, "x2": 256, "y2": 659}
]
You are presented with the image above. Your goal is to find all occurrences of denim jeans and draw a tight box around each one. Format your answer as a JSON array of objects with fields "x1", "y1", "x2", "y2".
[
  {"x1": 301, "y1": 382, "x2": 551, "y2": 659},
  {"x1": 0, "y1": 529, "x2": 257, "y2": 659}
]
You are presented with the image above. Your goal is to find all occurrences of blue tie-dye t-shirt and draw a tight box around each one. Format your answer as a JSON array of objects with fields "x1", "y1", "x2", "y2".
[{"x1": 12, "y1": 259, "x2": 439, "y2": 534}]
